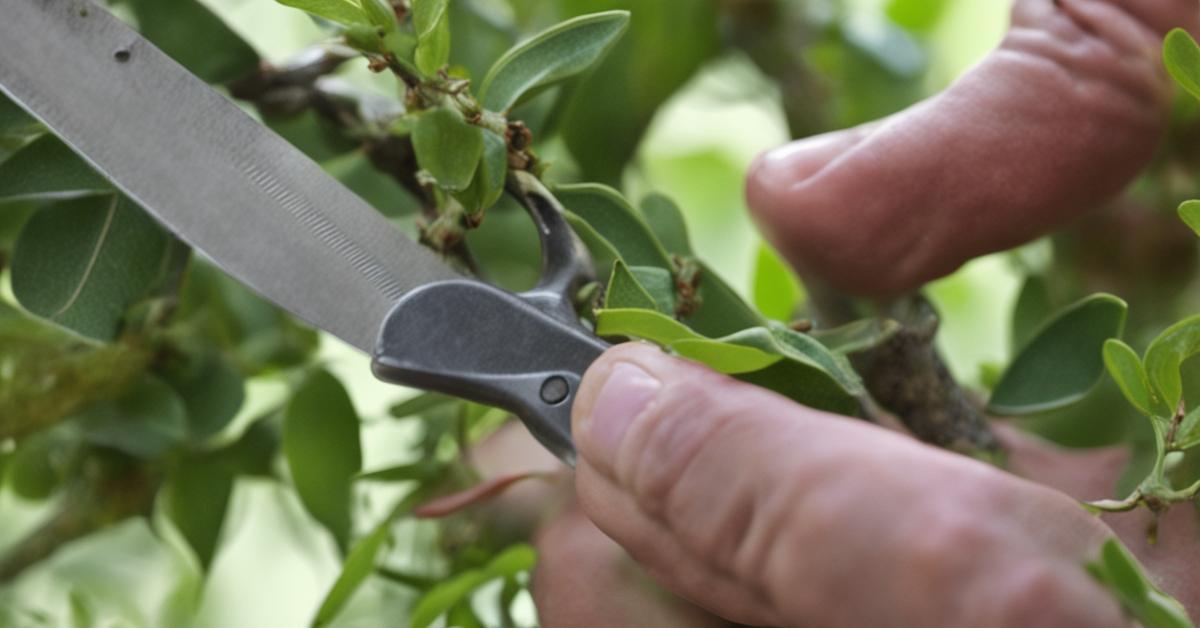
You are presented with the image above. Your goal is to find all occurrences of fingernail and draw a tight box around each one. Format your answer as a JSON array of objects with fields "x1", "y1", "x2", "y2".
[{"x1": 584, "y1": 362, "x2": 661, "y2": 464}]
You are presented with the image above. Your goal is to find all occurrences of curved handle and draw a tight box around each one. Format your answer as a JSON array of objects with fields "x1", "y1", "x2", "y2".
[{"x1": 372, "y1": 280, "x2": 607, "y2": 466}]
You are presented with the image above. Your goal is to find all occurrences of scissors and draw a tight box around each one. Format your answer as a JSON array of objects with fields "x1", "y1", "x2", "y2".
[{"x1": 0, "y1": 0, "x2": 608, "y2": 466}]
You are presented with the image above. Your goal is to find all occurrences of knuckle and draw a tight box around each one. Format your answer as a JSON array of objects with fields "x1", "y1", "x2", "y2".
[{"x1": 623, "y1": 374, "x2": 728, "y2": 517}]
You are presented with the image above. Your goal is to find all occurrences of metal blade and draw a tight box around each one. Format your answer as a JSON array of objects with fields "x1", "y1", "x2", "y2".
[{"x1": 0, "y1": 0, "x2": 458, "y2": 352}]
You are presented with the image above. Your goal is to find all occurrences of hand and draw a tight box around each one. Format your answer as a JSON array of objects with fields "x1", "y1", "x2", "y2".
[
  {"x1": 566, "y1": 344, "x2": 1123, "y2": 627},
  {"x1": 746, "y1": 0, "x2": 1199, "y2": 297}
]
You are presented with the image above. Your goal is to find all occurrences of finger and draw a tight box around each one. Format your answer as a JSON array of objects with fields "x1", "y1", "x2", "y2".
[
  {"x1": 746, "y1": 0, "x2": 1200, "y2": 297},
  {"x1": 570, "y1": 343, "x2": 1126, "y2": 627}
]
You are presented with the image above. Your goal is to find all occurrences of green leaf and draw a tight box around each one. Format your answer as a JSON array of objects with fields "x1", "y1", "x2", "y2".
[
  {"x1": 562, "y1": 210, "x2": 622, "y2": 279},
  {"x1": 78, "y1": 375, "x2": 189, "y2": 458},
  {"x1": 595, "y1": 308, "x2": 864, "y2": 395},
  {"x1": 561, "y1": 0, "x2": 720, "y2": 183},
  {"x1": 164, "y1": 457, "x2": 234, "y2": 571},
  {"x1": 1179, "y1": 200, "x2": 1200, "y2": 238},
  {"x1": 595, "y1": 308, "x2": 701, "y2": 345},
  {"x1": 410, "y1": 545, "x2": 537, "y2": 628},
  {"x1": 390, "y1": 391, "x2": 456, "y2": 419},
  {"x1": 478, "y1": 11, "x2": 630, "y2": 112},
  {"x1": 639, "y1": 193, "x2": 692, "y2": 256},
  {"x1": 7, "y1": 430, "x2": 71, "y2": 500},
  {"x1": 454, "y1": 130, "x2": 508, "y2": 215},
  {"x1": 811, "y1": 319, "x2": 901, "y2": 355},
  {"x1": 0, "y1": 135, "x2": 111, "y2": 202},
  {"x1": 0, "y1": 92, "x2": 41, "y2": 146},
  {"x1": 629, "y1": 266, "x2": 675, "y2": 315},
  {"x1": 752, "y1": 242, "x2": 803, "y2": 322},
  {"x1": 275, "y1": 0, "x2": 369, "y2": 27},
  {"x1": 12, "y1": 195, "x2": 176, "y2": 341},
  {"x1": 413, "y1": 0, "x2": 451, "y2": 75},
  {"x1": 555, "y1": 183, "x2": 672, "y2": 270},
  {"x1": 313, "y1": 503, "x2": 402, "y2": 626},
  {"x1": 988, "y1": 294, "x2": 1128, "y2": 416},
  {"x1": 1011, "y1": 274, "x2": 1052, "y2": 352},
  {"x1": 412, "y1": 107, "x2": 484, "y2": 192},
  {"x1": 1101, "y1": 539, "x2": 1150, "y2": 604},
  {"x1": 127, "y1": 0, "x2": 260, "y2": 84},
  {"x1": 361, "y1": 0, "x2": 396, "y2": 31},
  {"x1": 1164, "y1": 28, "x2": 1200, "y2": 102},
  {"x1": 165, "y1": 351, "x2": 246, "y2": 443},
  {"x1": 681, "y1": 261, "x2": 767, "y2": 337},
  {"x1": 669, "y1": 337, "x2": 780, "y2": 374},
  {"x1": 604, "y1": 261, "x2": 657, "y2": 311},
  {"x1": 1103, "y1": 339, "x2": 1162, "y2": 418},
  {"x1": 1144, "y1": 314, "x2": 1200, "y2": 413},
  {"x1": 357, "y1": 459, "x2": 444, "y2": 482},
  {"x1": 886, "y1": 0, "x2": 950, "y2": 32},
  {"x1": 177, "y1": 262, "x2": 321, "y2": 374},
  {"x1": 1175, "y1": 405, "x2": 1200, "y2": 450},
  {"x1": 1142, "y1": 591, "x2": 1195, "y2": 628},
  {"x1": 284, "y1": 369, "x2": 362, "y2": 551}
]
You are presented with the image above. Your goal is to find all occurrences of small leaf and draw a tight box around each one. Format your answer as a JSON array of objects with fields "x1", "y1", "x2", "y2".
[
  {"x1": 79, "y1": 375, "x2": 189, "y2": 458},
  {"x1": 562, "y1": 210, "x2": 622, "y2": 280},
  {"x1": 478, "y1": 11, "x2": 631, "y2": 112},
  {"x1": 988, "y1": 294, "x2": 1128, "y2": 416},
  {"x1": 454, "y1": 130, "x2": 508, "y2": 215},
  {"x1": 164, "y1": 456, "x2": 234, "y2": 571},
  {"x1": 357, "y1": 459, "x2": 444, "y2": 483},
  {"x1": 811, "y1": 319, "x2": 901, "y2": 355},
  {"x1": 1101, "y1": 539, "x2": 1150, "y2": 604},
  {"x1": 555, "y1": 183, "x2": 672, "y2": 271},
  {"x1": 412, "y1": 107, "x2": 484, "y2": 192},
  {"x1": 640, "y1": 193, "x2": 692, "y2": 256},
  {"x1": 604, "y1": 261, "x2": 658, "y2": 311},
  {"x1": 1179, "y1": 200, "x2": 1200, "y2": 238},
  {"x1": 1011, "y1": 274, "x2": 1052, "y2": 352},
  {"x1": 360, "y1": 0, "x2": 396, "y2": 31},
  {"x1": 1144, "y1": 314, "x2": 1200, "y2": 413},
  {"x1": 413, "y1": 0, "x2": 451, "y2": 75},
  {"x1": 0, "y1": 135, "x2": 111, "y2": 202},
  {"x1": 681, "y1": 261, "x2": 766, "y2": 337},
  {"x1": 312, "y1": 498, "x2": 414, "y2": 627},
  {"x1": 390, "y1": 391, "x2": 456, "y2": 419},
  {"x1": 669, "y1": 337, "x2": 781, "y2": 374},
  {"x1": 752, "y1": 242, "x2": 803, "y2": 322},
  {"x1": 629, "y1": 266, "x2": 676, "y2": 315},
  {"x1": 1164, "y1": 28, "x2": 1200, "y2": 102},
  {"x1": 12, "y1": 195, "x2": 176, "y2": 341},
  {"x1": 1175, "y1": 405, "x2": 1200, "y2": 451},
  {"x1": 410, "y1": 545, "x2": 537, "y2": 628},
  {"x1": 275, "y1": 0, "x2": 369, "y2": 27},
  {"x1": 165, "y1": 350, "x2": 246, "y2": 442},
  {"x1": 284, "y1": 369, "x2": 363, "y2": 551},
  {"x1": 0, "y1": 92, "x2": 41, "y2": 144},
  {"x1": 1103, "y1": 339, "x2": 1162, "y2": 418},
  {"x1": 7, "y1": 430, "x2": 70, "y2": 500},
  {"x1": 595, "y1": 308, "x2": 702, "y2": 345}
]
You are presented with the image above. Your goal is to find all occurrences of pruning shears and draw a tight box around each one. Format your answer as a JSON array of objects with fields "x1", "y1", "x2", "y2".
[{"x1": 0, "y1": 0, "x2": 608, "y2": 465}]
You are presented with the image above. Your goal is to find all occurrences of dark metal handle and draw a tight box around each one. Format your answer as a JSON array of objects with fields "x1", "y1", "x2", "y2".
[{"x1": 372, "y1": 280, "x2": 607, "y2": 466}]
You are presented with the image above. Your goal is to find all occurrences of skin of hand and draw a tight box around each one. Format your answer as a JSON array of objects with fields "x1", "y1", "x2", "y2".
[
  {"x1": 567, "y1": 344, "x2": 1126, "y2": 627},
  {"x1": 745, "y1": 0, "x2": 1200, "y2": 298}
]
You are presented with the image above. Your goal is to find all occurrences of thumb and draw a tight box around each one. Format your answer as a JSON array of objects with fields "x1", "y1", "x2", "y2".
[{"x1": 569, "y1": 342, "x2": 860, "y2": 626}]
